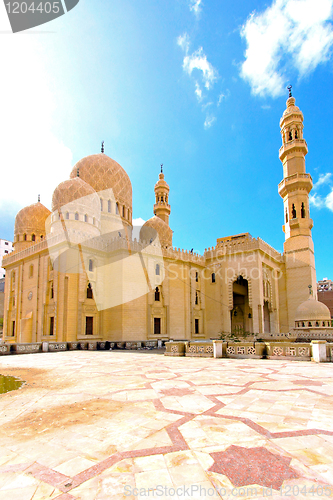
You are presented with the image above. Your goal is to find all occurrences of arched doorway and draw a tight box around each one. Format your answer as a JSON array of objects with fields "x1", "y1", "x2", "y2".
[{"x1": 231, "y1": 276, "x2": 252, "y2": 334}]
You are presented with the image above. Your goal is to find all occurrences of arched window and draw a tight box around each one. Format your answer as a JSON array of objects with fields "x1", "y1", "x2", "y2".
[
  {"x1": 75, "y1": 213, "x2": 79, "y2": 221},
  {"x1": 308, "y1": 322, "x2": 312, "y2": 327},
  {"x1": 195, "y1": 272, "x2": 198, "y2": 283},
  {"x1": 108, "y1": 200, "x2": 111, "y2": 213},
  {"x1": 295, "y1": 129, "x2": 298, "y2": 139},
  {"x1": 87, "y1": 282, "x2": 93, "y2": 299},
  {"x1": 292, "y1": 204, "x2": 297, "y2": 219},
  {"x1": 32, "y1": 234, "x2": 36, "y2": 242},
  {"x1": 156, "y1": 264, "x2": 160, "y2": 276},
  {"x1": 195, "y1": 291, "x2": 199, "y2": 305},
  {"x1": 212, "y1": 273, "x2": 216, "y2": 283},
  {"x1": 161, "y1": 196, "x2": 164, "y2": 202},
  {"x1": 84, "y1": 214, "x2": 88, "y2": 222},
  {"x1": 116, "y1": 203, "x2": 119, "y2": 215},
  {"x1": 122, "y1": 206, "x2": 125, "y2": 217},
  {"x1": 301, "y1": 202, "x2": 306, "y2": 218},
  {"x1": 40, "y1": 235, "x2": 43, "y2": 240},
  {"x1": 155, "y1": 287, "x2": 160, "y2": 301},
  {"x1": 289, "y1": 131, "x2": 292, "y2": 141},
  {"x1": 23, "y1": 233, "x2": 27, "y2": 241},
  {"x1": 89, "y1": 259, "x2": 93, "y2": 272},
  {"x1": 100, "y1": 199, "x2": 103, "y2": 211},
  {"x1": 65, "y1": 212, "x2": 69, "y2": 220}
]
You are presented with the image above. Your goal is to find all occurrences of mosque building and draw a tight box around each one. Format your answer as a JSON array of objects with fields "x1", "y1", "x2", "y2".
[{"x1": 2, "y1": 92, "x2": 332, "y2": 344}]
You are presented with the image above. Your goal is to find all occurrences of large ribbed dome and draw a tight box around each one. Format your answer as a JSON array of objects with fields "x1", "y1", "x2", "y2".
[
  {"x1": 14, "y1": 202, "x2": 51, "y2": 237},
  {"x1": 70, "y1": 154, "x2": 132, "y2": 210},
  {"x1": 295, "y1": 298, "x2": 331, "y2": 322},
  {"x1": 52, "y1": 177, "x2": 97, "y2": 212},
  {"x1": 140, "y1": 216, "x2": 173, "y2": 247}
]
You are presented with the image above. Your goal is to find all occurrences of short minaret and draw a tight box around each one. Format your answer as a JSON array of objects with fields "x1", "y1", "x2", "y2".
[
  {"x1": 154, "y1": 164, "x2": 171, "y2": 225},
  {"x1": 278, "y1": 87, "x2": 317, "y2": 328}
]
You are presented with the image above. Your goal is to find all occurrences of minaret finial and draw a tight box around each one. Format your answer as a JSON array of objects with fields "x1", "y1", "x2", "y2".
[
  {"x1": 160, "y1": 163, "x2": 163, "y2": 173},
  {"x1": 101, "y1": 141, "x2": 105, "y2": 154},
  {"x1": 38, "y1": 194, "x2": 40, "y2": 203},
  {"x1": 287, "y1": 85, "x2": 292, "y2": 98},
  {"x1": 77, "y1": 167, "x2": 79, "y2": 177}
]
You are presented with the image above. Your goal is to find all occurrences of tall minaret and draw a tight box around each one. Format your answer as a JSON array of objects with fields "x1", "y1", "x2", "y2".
[
  {"x1": 154, "y1": 164, "x2": 171, "y2": 225},
  {"x1": 278, "y1": 87, "x2": 317, "y2": 327}
]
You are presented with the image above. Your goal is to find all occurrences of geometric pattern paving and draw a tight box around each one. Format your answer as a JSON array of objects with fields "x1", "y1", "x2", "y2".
[{"x1": 0, "y1": 352, "x2": 332, "y2": 499}]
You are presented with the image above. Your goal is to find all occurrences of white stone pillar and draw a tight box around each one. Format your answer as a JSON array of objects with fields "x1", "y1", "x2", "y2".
[
  {"x1": 213, "y1": 340, "x2": 223, "y2": 358},
  {"x1": 311, "y1": 340, "x2": 327, "y2": 362}
]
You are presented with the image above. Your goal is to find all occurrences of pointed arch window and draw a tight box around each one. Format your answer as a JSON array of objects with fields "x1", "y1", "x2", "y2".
[
  {"x1": 87, "y1": 282, "x2": 93, "y2": 299},
  {"x1": 155, "y1": 287, "x2": 160, "y2": 301}
]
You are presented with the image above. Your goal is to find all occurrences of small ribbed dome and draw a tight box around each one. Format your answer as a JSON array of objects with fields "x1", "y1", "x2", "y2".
[
  {"x1": 295, "y1": 298, "x2": 331, "y2": 322},
  {"x1": 14, "y1": 202, "x2": 51, "y2": 237},
  {"x1": 155, "y1": 172, "x2": 169, "y2": 190},
  {"x1": 70, "y1": 154, "x2": 132, "y2": 210},
  {"x1": 282, "y1": 97, "x2": 302, "y2": 118},
  {"x1": 52, "y1": 177, "x2": 97, "y2": 212},
  {"x1": 140, "y1": 216, "x2": 173, "y2": 247}
]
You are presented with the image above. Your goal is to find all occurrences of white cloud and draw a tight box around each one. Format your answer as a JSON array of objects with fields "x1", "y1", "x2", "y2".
[
  {"x1": 195, "y1": 82, "x2": 203, "y2": 102},
  {"x1": 0, "y1": 35, "x2": 72, "y2": 214},
  {"x1": 177, "y1": 33, "x2": 190, "y2": 54},
  {"x1": 189, "y1": 0, "x2": 202, "y2": 17},
  {"x1": 204, "y1": 114, "x2": 216, "y2": 129},
  {"x1": 325, "y1": 188, "x2": 333, "y2": 210},
  {"x1": 313, "y1": 172, "x2": 332, "y2": 189},
  {"x1": 240, "y1": 0, "x2": 333, "y2": 97},
  {"x1": 309, "y1": 172, "x2": 333, "y2": 211},
  {"x1": 178, "y1": 33, "x2": 218, "y2": 129},
  {"x1": 183, "y1": 47, "x2": 218, "y2": 90}
]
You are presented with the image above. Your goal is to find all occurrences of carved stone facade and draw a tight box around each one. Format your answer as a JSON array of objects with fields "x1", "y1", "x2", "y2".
[{"x1": 2, "y1": 96, "x2": 323, "y2": 342}]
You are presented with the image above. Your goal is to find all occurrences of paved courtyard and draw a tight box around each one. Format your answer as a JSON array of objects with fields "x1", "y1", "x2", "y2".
[{"x1": 0, "y1": 352, "x2": 332, "y2": 499}]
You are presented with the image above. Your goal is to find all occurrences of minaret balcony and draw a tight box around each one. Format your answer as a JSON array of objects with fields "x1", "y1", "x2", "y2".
[
  {"x1": 154, "y1": 202, "x2": 170, "y2": 211},
  {"x1": 279, "y1": 140, "x2": 308, "y2": 162},
  {"x1": 278, "y1": 172, "x2": 313, "y2": 198}
]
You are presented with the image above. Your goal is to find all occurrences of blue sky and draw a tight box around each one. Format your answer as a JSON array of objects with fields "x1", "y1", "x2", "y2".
[{"x1": 0, "y1": 0, "x2": 332, "y2": 280}]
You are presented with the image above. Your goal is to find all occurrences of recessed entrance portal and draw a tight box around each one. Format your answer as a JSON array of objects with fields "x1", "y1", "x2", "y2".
[{"x1": 231, "y1": 276, "x2": 252, "y2": 334}]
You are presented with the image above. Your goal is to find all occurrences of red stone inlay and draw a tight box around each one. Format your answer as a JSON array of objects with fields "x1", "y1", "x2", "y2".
[
  {"x1": 209, "y1": 445, "x2": 299, "y2": 489},
  {"x1": 292, "y1": 380, "x2": 323, "y2": 386},
  {"x1": 160, "y1": 388, "x2": 194, "y2": 396}
]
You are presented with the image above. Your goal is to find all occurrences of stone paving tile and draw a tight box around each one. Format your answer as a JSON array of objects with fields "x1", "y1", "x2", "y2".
[{"x1": 0, "y1": 352, "x2": 333, "y2": 499}]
